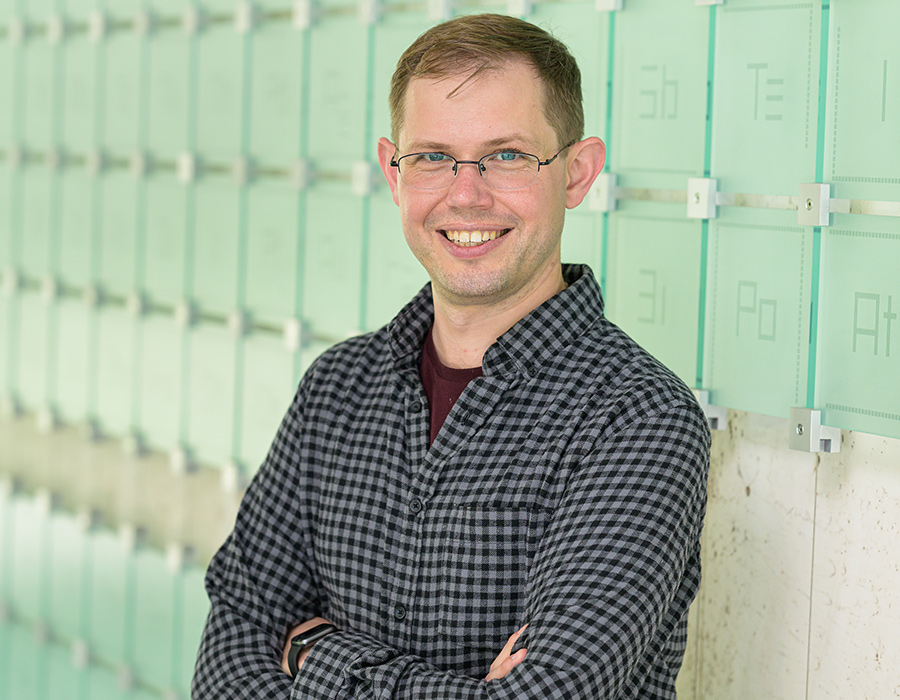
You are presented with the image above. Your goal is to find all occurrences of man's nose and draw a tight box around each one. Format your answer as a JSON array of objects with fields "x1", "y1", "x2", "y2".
[{"x1": 445, "y1": 162, "x2": 493, "y2": 208}]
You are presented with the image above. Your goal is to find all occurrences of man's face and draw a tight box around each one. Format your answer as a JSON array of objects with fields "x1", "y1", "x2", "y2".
[{"x1": 378, "y1": 60, "x2": 572, "y2": 309}]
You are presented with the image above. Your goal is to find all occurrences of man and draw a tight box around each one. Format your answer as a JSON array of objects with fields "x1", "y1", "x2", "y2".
[{"x1": 193, "y1": 13, "x2": 709, "y2": 699}]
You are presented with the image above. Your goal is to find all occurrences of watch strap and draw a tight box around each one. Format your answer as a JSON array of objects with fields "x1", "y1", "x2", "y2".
[{"x1": 288, "y1": 623, "x2": 338, "y2": 676}]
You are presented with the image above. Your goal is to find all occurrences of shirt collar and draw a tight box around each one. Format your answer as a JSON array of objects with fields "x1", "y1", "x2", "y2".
[{"x1": 389, "y1": 264, "x2": 605, "y2": 378}]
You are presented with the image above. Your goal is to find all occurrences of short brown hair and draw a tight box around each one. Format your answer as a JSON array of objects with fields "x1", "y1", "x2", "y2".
[{"x1": 389, "y1": 13, "x2": 584, "y2": 148}]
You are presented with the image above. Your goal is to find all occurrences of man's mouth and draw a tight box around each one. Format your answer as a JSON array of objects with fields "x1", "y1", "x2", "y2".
[{"x1": 440, "y1": 229, "x2": 512, "y2": 248}]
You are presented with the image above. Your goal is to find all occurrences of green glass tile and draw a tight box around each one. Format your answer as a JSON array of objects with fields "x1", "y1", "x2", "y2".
[
  {"x1": 0, "y1": 40, "x2": 14, "y2": 142},
  {"x1": 87, "y1": 664, "x2": 127, "y2": 700},
  {"x1": 134, "y1": 549, "x2": 175, "y2": 685},
  {"x1": 0, "y1": 623, "x2": 9, "y2": 699},
  {"x1": 195, "y1": 26, "x2": 245, "y2": 157},
  {"x1": 0, "y1": 169, "x2": 10, "y2": 267},
  {"x1": 88, "y1": 531, "x2": 128, "y2": 665},
  {"x1": 19, "y1": 169, "x2": 53, "y2": 277},
  {"x1": 704, "y1": 208, "x2": 812, "y2": 418},
  {"x1": 143, "y1": 177, "x2": 188, "y2": 304},
  {"x1": 824, "y1": 0, "x2": 900, "y2": 202},
  {"x1": 307, "y1": 16, "x2": 369, "y2": 168},
  {"x1": 179, "y1": 567, "x2": 209, "y2": 697},
  {"x1": 817, "y1": 218, "x2": 900, "y2": 439},
  {"x1": 0, "y1": 298, "x2": 10, "y2": 399},
  {"x1": 609, "y1": 0, "x2": 709, "y2": 189},
  {"x1": 711, "y1": 2, "x2": 821, "y2": 193},
  {"x1": 192, "y1": 179, "x2": 240, "y2": 314},
  {"x1": 22, "y1": 40, "x2": 54, "y2": 149},
  {"x1": 58, "y1": 172, "x2": 95, "y2": 288},
  {"x1": 146, "y1": 30, "x2": 192, "y2": 153},
  {"x1": 244, "y1": 183, "x2": 301, "y2": 325},
  {"x1": 530, "y1": 1, "x2": 609, "y2": 139},
  {"x1": 247, "y1": 21, "x2": 304, "y2": 163},
  {"x1": 99, "y1": 172, "x2": 139, "y2": 296},
  {"x1": 7, "y1": 624, "x2": 41, "y2": 700},
  {"x1": 239, "y1": 332, "x2": 296, "y2": 468},
  {"x1": 302, "y1": 186, "x2": 363, "y2": 339},
  {"x1": 364, "y1": 192, "x2": 424, "y2": 332},
  {"x1": 55, "y1": 299, "x2": 91, "y2": 423},
  {"x1": 61, "y1": 34, "x2": 98, "y2": 153},
  {"x1": 606, "y1": 205, "x2": 702, "y2": 385},
  {"x1": 561, "y1": 209, "x2": 603, "y2": 274},
  {"x1": 48, "y1": 513, "x2": 85, "y2": 640},
  {"x1": 138, "y1": 317, "x2": 183, "y2": 452},
  {"x1": 95, "y1": 308, "x2": 136, "y2": 436},
  {"x1": 46, "y1": 639, "x2": 84, "y2": 700},
  {"x1": 16, "y1": 294, "x2": 50, "y2": 410},
  {"x1": 102, "y1": 32, "x2": 141, "y2": 152},
  {"x1": 10, "y1": 497, "x2": 46, "y2": 621},
  {"x1": 187, "y1": 325, "x2": 235, "y2": 466}
]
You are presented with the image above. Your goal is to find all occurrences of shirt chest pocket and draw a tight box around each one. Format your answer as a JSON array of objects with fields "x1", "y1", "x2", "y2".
[{"x1": 425, "y1": 506, "x2": 542, "y2": 654}]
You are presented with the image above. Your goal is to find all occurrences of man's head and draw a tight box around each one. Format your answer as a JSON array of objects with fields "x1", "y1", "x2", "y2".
[{"x1": 389, "y1": 14, "x2": 584, "y2": 149}]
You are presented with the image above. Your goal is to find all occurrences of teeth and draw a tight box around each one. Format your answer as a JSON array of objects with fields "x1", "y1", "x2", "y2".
[{"x1": 444, "y1": 230, "x2": 504, "y2": 247}]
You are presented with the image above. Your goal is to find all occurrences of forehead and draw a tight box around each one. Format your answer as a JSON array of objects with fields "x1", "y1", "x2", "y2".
[{"x1": 399, "y1": 60, "x2": 556, "y2": 152}]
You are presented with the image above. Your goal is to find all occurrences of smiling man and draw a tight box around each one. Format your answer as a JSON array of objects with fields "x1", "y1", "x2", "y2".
[{"x1": 193, "y1": 14, "x2": 710, "y2": 700}]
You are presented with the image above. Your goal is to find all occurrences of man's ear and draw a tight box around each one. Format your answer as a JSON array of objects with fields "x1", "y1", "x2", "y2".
[
  {"x1": 564, "y1": 137, "x2": 606, "y2": 209},
  {"x1": 377, "y1": 137, "x2": 401, "y2": 206}
]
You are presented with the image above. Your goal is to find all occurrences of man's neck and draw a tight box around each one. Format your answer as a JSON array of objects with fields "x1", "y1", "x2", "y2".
[{"x1": 430, "y1": 269, "x2": 568, "y2": 369}]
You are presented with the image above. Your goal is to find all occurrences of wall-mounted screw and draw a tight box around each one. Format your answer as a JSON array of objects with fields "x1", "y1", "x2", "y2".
[{"x1": 796, "y1": 423, "x2": 804, "y2": 436}]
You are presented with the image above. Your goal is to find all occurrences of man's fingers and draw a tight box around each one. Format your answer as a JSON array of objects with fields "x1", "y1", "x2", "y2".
[{"x1": 485, "y1": 648, "x2": 527, "y2": 681}]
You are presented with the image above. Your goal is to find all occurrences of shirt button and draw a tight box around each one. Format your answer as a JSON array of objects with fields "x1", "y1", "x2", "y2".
[
  {"x1": 410, "y1": 401, "x2": 423, "y2": 413},
  {"x1": 408, "y1": 498, "x2": 423, "y2": 515},
  {"x1": 393, "y1": 605, "x2": 407, "y2": 621}
]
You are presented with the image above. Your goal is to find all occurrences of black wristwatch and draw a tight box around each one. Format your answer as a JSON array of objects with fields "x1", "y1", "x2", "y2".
[{"x1": 287, "y1": 623, "x2": 338, "y2": 676}]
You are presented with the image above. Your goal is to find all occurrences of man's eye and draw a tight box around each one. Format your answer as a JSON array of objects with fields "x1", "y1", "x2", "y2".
[
  {"x1": 497, "y1": 152, "x2": 521, "y2": 162},
  {"x1": 424, "y1": 153, "x2": 449, "y2": 163}
]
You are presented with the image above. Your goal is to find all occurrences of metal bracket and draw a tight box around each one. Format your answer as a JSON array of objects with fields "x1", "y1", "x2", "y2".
[
  {"x1": 507, "y1": 0, "x2": 532, "y2": 17},
  {"x1": 290, "y1": 159, "x2": 311, "y2": 191},
  {"x1": 692, "y1": 389, "x2": 727, "y2": 431},
  {"x1": 798, "y1": 183, "x2": 831, "y2": 227},
  {"x1": 595, "y1": 0, "x2": 624, "y2": 10},
  {"x1": 352, "y1": 161, "x2": 375, "y2": 196},
  {"x1": 789, "y1": 407, "x2": 841, "y2": 453},
  {"x1": 293, "y1": 0, "x2": 316, "y2": 29},
  {"x1": 427, "y1": 0, "x2": 453, "y2": 21},
  {"x1": 687, "y1": 177, "x2": 718, "y2": 219},
  {"x1": 170, "y1": 446, "x2": 198, "y2": 475},
  {"x1": 234, "y1": 2, "x2": 257, "y2": 33},
  {"x1": 695, "y1": 0, "x2": 724, "y2": 5},
  {"x1": 589, "y1": 172, "x2": 618, "y2": 212},
  {"x1": 357, "y1": 0, "x2": 380, "y2": 25}
]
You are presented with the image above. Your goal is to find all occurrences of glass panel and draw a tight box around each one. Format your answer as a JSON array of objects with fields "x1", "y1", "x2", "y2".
[
  {"x1": 16, "y1": 294, "x2": 50, "y2": 410},
  {"x1": 192, "y1": 178, "x2": 241, "y2": 314},
  {"x1": 138, "y1": 316, "x2": 183, "y2": 452},
  {"x1": 95, "y1": 308, "x2": 136, "y2": 435},
  {"x1": 561, "y1": 209, "x2": 603, "y2": 277},
  {"x1": 19, "y1": 169, "x2": 53, "y2": 278},
  {"x1": 143, "y1": 177, "x2": 188, "y2": 304},
  {"x1": 48, "y1": 512, "x2": 85, "y2": 639},
  {"x1": 99, "y1": 171, "x2": 139, "y2": 296},
  {"x1": 147, "y1": 28, "x2": 192, "y2": 154},
  {"x1": 58, "y1": 172, "x2": 95, "y2": 288},
  {"x1": 22, "y1": 40, "x2": 54, "y2": 148},
  {"x1": 195, "y1": 26, "x2": 245, "y2": 157},
  {"x1": 187, "y1": 325, "x2": 235, "y2": 466},
  {"x1": 11, "y1": 497, "x2": 45, "y2": 620},
  {"x1": 88, "y1": 531, "x2": 128, "y2": 665},
  {"x1": 134, "y1": 549, "x2": 175, "y2": 685},
  {"x1": 56, "y1": 300, "x2": 91, "y2": 423},
  {"x1": 179, "y1": 567, "x2": 209, "y2": 697},
  {"x1": 61, "y1": 34, "x2": 99, "y2": 153},
  {"x1": 103, "y1": 31, "x2": 141, "y2": 152}
]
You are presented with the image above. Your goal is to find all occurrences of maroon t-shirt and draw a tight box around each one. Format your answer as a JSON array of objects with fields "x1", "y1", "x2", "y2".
[{"x1": 419, "y1": 327, "x2": 483, "y2": 444}]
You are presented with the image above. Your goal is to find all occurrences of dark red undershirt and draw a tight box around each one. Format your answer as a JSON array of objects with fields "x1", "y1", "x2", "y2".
[{"x1": 419, "y1": 327, "x2": 483, "y2": 445}]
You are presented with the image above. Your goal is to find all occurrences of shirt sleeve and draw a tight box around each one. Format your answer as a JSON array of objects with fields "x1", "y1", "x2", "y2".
[
  {"x1": 286, "y1": 400, "x2": 710, "y2": 700},
  {"x1": 192, "y1": 371, "x2": 324, "y2": 699}
]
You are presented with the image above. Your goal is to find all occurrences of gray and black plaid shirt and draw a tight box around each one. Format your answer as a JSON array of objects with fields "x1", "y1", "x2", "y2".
[{"x1": 193, "y1": 264, "x2": 710, "y2": 699}]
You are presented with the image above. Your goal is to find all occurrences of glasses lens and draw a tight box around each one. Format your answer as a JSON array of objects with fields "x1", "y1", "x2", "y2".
[
  {"x1": 398, "y1": 153, "x2": 455, "y2": 189},
  {"x1": 481, "y1": 152, "x2": 540, "y2": 190}
]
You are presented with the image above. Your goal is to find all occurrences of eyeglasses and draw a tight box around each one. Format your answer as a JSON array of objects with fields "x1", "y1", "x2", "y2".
[{"x1": 390, "y1": 141, "x2": 575, "y2": 191}]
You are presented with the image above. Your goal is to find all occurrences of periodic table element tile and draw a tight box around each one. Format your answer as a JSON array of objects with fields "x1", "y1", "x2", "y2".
[
  {"x1": 61, "y1": 31, "x2": 98, "y2": 152},
  {"x1": 606, "y1": 205, "x2": 702, "y2": 386},
  {"x1": 531, "y1": 0, "x2": 610, "y2": 139},
  {"x1": 609, "y1": 0, "x2": 709, "y2": 189},
  {"x1": 561, "y1": 208, "x2": 603, "y2": 275},
  {"x1": 55, "y1": 299, "x2": 91, "y2": 424},
  {"x1": 192, "y1": 179, "x2": 241, "y2": 315},
  {"x1": 48, "y1": 512, "x2": 87, "y2": 640},
  {"x1": 58, "y1": 171, "x2": 95, "y2": 288},
  {"x1": 302, "y1": 185, "x2": 364, "y2": 339},
  {"x1": 245, "y1": 183, "x2": 302, "y2": 325},
  {"x1": 16, "y1": 294, "x2": 50, "y2": 411},
  {"x1": 825, "y1": 0, "x2": 900, "y2": 202},
  {"x1": 134, "y1": 548, "x2": 176, "y2": 685},
  {"x1": 146, "y1": 27, "x2": 192, "y2": 153},
  {"x1": 239, "y1": 332, "x2": 297, "y2": 469},
  {"x1": 711, "y1": 2, "x2": 822, "y2": 194},
  {"x1": 10, "y1": 496, "x2": 46, "y2": 620},
  {"x1": 22, "y1": 38, "x2": 55, "y2": 149},
  {"x1": 95, "y1": 307, "x2": 136, "y2": 436},
  {"x1": 99, "y1": 171, "x2": 139, "y2": 296},
  {"x1": 704, "y1": 208, "x2": 812, "y2": 418},
  {"x1": 248, "y1": 20, "x2": 305, "y2": 163},
  {"x1": 364, "y1": 192, "x2": 424, "y2": 332},
  {"x1": 102, "y1": 29, "x2": 141, "y2": 152},
  {"x1": 138, "y1": 315, "x2": 183, "y2": 452},
  {"x1": 143, "y1": 176, "x2": 188, "y2": 304},
  {"x1": 19, "y1": 169, "x2": 53, "y2": 278},
  {"x1": 370, "y1": 13, "x2": 432, "y2": 145},
  {"x1": 88, "y1": 530, "x2": 129, "y2": 665},
  {"x1": 179, "y1": 567, "x2": 209, "y2": 697},
  {"x1": 306, "y1": 16, "x2": 369, "y2": 168},
  {"x1": 187, "y1": 325, "x2": 236, "y2": 466},
  {"x1": 195, "y1": 25, "x2": 245, "y2": 157},
  {"x1": 816, "y1": 218, "x2": 900, "y2": 439}
]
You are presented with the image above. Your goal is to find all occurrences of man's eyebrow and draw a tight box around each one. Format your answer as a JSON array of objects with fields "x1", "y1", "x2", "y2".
[{"x1": 403, "y1": 135, "x2": 539, "y2": 153}]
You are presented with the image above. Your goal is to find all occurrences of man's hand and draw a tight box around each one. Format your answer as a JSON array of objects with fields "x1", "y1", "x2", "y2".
[
  {"x1": 485, "y1": 624, "x2": 528, "y2": 682},
  {"x1": 281, "y1": 617, "x2": 332, "y2": 677}
]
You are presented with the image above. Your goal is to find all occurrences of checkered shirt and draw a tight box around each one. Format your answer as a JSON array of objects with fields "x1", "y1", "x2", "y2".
[{"x1": 193, "y1": 264, "x2": 710, "y2": 699}]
